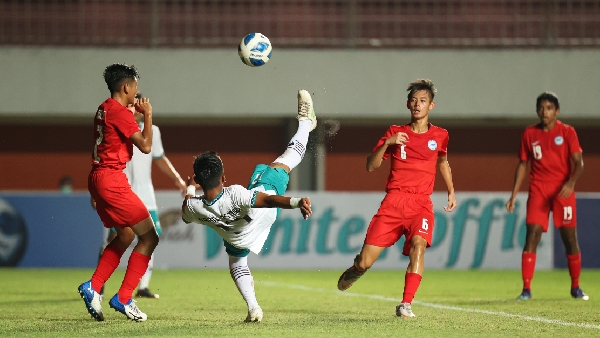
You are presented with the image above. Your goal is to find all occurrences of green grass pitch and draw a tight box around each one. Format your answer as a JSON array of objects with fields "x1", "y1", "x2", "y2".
[{"x1": 0, "y1": 268, "x2": 598, "y2": 337}]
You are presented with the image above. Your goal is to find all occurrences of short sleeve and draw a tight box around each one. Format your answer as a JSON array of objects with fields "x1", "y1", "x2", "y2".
[
  {"x1": 182, "y1": 197, "x2": 199, "y2": 224},
  {"x1": 151, "y1": 125, "x2": 165, "y2": 159},
  {"x1": 373, "y1": 127, "x2": 396, "y2": 160},
  {"x1": 566, "y1": 126, "x2": 583, "y2": 155},
  {"x1": 230, "y1": 185, "x2": 257, "y2": 208},
  {"x1": 112, "y1": 107, "x2": 140, "y2": 139},
  {"x1": 519, "y1": 130, "x2": 530, "y2": 161},
  {"x1": 438, "y1": 132, "x2": 449, "y2": 157}
]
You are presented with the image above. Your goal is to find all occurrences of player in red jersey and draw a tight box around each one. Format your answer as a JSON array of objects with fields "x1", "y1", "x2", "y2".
[
  {"x1": 506, "y1": 92, "x2": 587, "y2": 301},
  {"x1": 78, "y1": 63, "x2": 159, "y2": 322},
  {"x1": 337, "y1": 79, "x2": 456, "y2": 318}
]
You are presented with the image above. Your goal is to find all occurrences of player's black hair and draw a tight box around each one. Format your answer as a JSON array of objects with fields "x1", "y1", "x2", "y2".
[
  {"x1": 536, "y1": 92, "x2": 560, "y2": 110},
  {"x1": 103, "y1": 63, "x2": 140, "y2": 94},
  {"x1": 407, "y1": 79, "x2": 437, "y2": 101},
  {"x1": 193, "y1": 151, "x2": 224, "y2": 190}
]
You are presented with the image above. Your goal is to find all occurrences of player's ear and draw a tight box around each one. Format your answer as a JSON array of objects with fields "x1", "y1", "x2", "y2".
[
  {"x1": 429, "y1": 101, "x2": 435, "y2": 110},
  {"x1": 222, "y1": 174, "x2": 227, "y2": 185},
  {"x1": 406, "y1": 100, "x2": 411, "y2": 109}
]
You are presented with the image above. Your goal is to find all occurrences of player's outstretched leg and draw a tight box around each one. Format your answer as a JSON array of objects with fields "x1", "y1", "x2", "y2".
[
  {"x1": 77, "y1": 280, "x2": 105, "y2": 321},
  {"x1": 337, "y1": 264, "x2": 365, "y2": 291},
  {"x1": 271, "y1": 89, "x2": 317, "y2": 172},
  {"x1": 517, "y1": 288, "x2": 532, "y2": 300},
  {"x1": 396, "y1": 303, "x2": 416, "y2": 318},
  {"x1": 571, "y1": 287, "x2": 589, "y2": 300},
  {"x1": 108, "y1": 294, "x2": 147, "y2": 321}
]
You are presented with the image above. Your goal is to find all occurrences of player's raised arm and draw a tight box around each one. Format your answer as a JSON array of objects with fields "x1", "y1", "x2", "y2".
[
  {"x1": 254, "y1": 192, "x2": 312, "y2": 220},
  {"x1": 366, "y1": 132, "x2": 409, "y2": 172},
  {"x1": 130, "y1": 97, "x2": 153, "y2": 154}
]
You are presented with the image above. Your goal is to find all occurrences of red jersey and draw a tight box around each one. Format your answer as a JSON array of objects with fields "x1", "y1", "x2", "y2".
[
  {"x1": 91, "y1": 98, "x2": 140, "y2": 170},
  {"x1": 519, "y1": 120, "x2": 582, "y2": 182},
  {"x1": 374, "y1": 124, "x2": 449, "y2": 195}
]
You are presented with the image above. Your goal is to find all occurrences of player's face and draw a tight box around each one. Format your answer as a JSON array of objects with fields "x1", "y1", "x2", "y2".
[
  {"x1": 536, "y1": 100, "x2": 559, "y2": 126},
  {"x1": 406, "y1": 90, "x2": 435, "y2": 120},
  {"x1": 126, "y1": 78, "x2": 138, "y2": 105}
]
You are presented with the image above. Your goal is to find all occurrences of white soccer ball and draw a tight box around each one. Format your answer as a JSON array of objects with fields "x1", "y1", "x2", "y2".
[{"x1": 238, "y1": 33, "x2": 272, "y2": 67}]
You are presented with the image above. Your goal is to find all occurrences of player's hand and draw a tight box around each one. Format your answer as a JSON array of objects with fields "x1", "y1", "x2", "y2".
[
  {"x1": 135, "y1": 97, "x2": 152, "y2": 116},
  {"x1": 444, "y1": 192, "x2": 456, "y2": 212},
  {"x1": 385, "y1": 132, "x2": 409, "y2": 146},
  {"x1": 558, "y1": 182, "x2": 575, "y2": 198},
  {"x1": 505, "y1": 197, "x2": 516, "y2": 213},
  {"x1": 298, "y1": 197, "x2": 312, "y2": 220},
  {"x1": 187, "y1": 175, "x2": 200, "y2": 188}
]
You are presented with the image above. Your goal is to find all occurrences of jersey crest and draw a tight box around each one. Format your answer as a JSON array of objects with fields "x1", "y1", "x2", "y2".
[
  {"x1": 428, "y1": 140, "x2": 438, "y2": 151},
  {"x1": 554, "y1": 136, "x2": 564, "y2": 146}
]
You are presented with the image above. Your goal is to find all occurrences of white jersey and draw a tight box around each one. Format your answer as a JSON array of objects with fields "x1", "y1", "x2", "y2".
[
  {"x1": 181, "y1": 184, "x2": 277, "y2": 254},
  {"x1": 123, "y1": 123, "x2": 164, "y2": 210}
]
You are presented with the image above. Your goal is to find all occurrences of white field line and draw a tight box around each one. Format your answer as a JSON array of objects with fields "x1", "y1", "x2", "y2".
[{"x1": 258, "y1": 281, "x2": 600, "y2": 330}]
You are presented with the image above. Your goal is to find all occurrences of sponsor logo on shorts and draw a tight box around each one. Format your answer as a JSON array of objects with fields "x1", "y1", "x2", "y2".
[
  {"x1": 554, "y1": 136, "x2": 564, "y2": 145},
  {"x1": 428, "y1": 140, "x2": 437, "y2": 150}
]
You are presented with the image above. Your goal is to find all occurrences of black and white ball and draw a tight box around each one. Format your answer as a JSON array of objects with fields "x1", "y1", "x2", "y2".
[{"x1": 238, "y1": 33, "x2": 272, "y2": 67}]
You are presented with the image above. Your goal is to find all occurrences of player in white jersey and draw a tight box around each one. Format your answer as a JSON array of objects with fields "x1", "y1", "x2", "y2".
[
  {"x1": 102, "y1": 93, "x2": 186, "y2": 298},
  {"x1": 181, "y1": 89, "x2": 317, "y2": 322}
]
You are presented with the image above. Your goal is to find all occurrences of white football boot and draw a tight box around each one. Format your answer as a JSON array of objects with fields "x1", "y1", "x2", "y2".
[
  {"x1": 396, "y1": 302, "x2": 416, "y2": 318},
  {"x1": 109, "y1": 294, "x2": 148, "y2": 322},
  {"x1": 297, "y1": 89, "x2": 317, "y2": 132},
  {"x1": 77, "y1": 280, "x2": 104, "y2": 321},
  {"x1": 245, "y1": 306, "x2": 263, "y2": 322}
]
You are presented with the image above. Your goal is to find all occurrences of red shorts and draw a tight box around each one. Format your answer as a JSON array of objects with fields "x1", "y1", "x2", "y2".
[
  {"x1": 526, "y1": 180, "x2": 576, "y2": 232},
  {"x1": 88, "y1": 169, "x2": 149, "y2": 229},
  {"x1": 365, "y1": 191, "x2": 434, "y2": 256}
]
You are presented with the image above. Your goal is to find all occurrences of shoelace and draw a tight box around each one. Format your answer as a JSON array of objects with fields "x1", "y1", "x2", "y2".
[
  {"x1": 298, "y1": 101, "x2": 312, "y2": 116},
  {"x1": 128, "y1": 300, "x2": 143, "y2": 316}
]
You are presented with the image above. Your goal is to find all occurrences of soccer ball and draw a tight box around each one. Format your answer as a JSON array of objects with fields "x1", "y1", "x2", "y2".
[{"x1": 238, "y1": 33, "x2": 272, "y2": 67}]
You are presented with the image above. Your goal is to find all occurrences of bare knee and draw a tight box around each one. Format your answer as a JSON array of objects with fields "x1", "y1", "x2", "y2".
[
  {"x1": 116, "y1": 229, "x2": 135, "y2": 245},
  {"x1": 139, "y1": 231, "x2": 159, "y2": 249},
  {"x1": 523, "y1": 224, "x2": 543, "y2": 253}
]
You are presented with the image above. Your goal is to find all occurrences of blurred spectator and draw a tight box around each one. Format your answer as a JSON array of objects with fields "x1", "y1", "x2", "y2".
[{"x1": 58, "y1": 175, "x2": 73, "y2": 194}]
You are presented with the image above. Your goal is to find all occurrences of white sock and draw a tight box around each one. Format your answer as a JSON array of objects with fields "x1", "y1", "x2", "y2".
[
  {"x1": 229, "y1": 255, "x2": 259, "y2": 310},
  {"x1": 273, "y1": 120, "x2": 312, "y2": 171},
  {"x1": 138, "y1": 253, "x2": 154, "y2": 290}
]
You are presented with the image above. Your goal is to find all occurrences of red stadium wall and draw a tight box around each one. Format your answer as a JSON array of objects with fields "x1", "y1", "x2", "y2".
[{"x1": 1, "y1": 124, "x2": 599, "y2": 192}]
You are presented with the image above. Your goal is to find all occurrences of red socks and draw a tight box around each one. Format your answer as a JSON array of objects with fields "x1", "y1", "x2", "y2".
[
  {"x1": 91, "y1": 244, "x2": 124, "y2": 293},
  {"x1": 118, "y1": 251, "x2": 151, "y2": 304},
  {"x1": 567, "y1": 253, "x2": 581, "y2": 288},
  {"x1": 401, "y1": 272, "x2": 422, "y2": 304},
  {"x1": 522, "y1": 252, "x2": 581, "y2": 289},
  {"x1": 521, "y1": 252, "x2": 536, "y2": 290}
]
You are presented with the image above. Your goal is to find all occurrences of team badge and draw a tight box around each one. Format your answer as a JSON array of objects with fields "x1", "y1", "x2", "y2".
[
  {"x1": 554, "y1": 136, "x2": 564, "y2": 145},
  {"x1": 428, "y1": 140, "x2": 437, "y2": 150}
]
